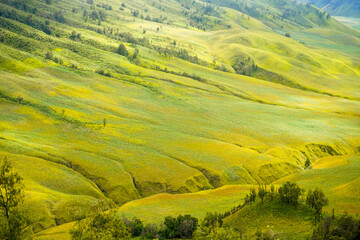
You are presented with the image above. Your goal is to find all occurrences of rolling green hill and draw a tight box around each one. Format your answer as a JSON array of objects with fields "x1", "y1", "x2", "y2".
[
  {"x1": 223, "y1": 198, "x2": 315, "y2": 239},
  {"x1": 275, "y1": 155, "x2": 360, "y2": 214},
  {"x1": 0, "y1": 0, "x2": 359, "y2": 237}
]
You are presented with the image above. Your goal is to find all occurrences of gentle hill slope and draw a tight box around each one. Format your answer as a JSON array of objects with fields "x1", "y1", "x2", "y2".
[
  {"x1": 275, "y1": 155, "x2": 360, "y2": 214},
  {"x1": 223, "y1": 198, "x2": 315, "y2": 239}
]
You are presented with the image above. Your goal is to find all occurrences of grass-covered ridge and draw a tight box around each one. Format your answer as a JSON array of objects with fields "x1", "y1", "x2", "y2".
[
  {"x1": 0, "y1": 0, "x2": 359, "y2": 236},
  {"x1": 223, "y1": 198, "x2": 315, "y2": 239},
  {"x1": 275, "y1": 155, "x2": 360, "y2": 214}
]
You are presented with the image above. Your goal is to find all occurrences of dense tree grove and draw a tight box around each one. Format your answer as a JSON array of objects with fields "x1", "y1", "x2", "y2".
[
  {"x1": 123, "y1": 217, "x2": 143, "y2": 237},
  {"x1": 310, "y1": 215, "x2": 360, "y2": 240},
  {"x1": 70, "y1": 212, "x2": 131, "y2": 240},
  {"x1": 70, "y1": 213, "x2": 199, "y2": 240},
  {"x1": 278, "y1": 181, "x2": 302, "y2": 206},
  {"x1": 232, "y1": 56, "x2": 258, "y2": 76},
  {"x1": 201, "y1": 212, "x2": 223, "y2": 234},
  {"x1": 244, "y1": 187, "x2": 257, "y2": 204}
]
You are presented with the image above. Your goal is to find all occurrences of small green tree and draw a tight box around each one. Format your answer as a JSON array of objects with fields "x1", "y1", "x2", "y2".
[
  {"x1": 269, "y1": 185, "x2": 275, "y2": 200},
  {"x1": 45, "y1": 51, "x2": 53, "y2": 60},
  {"x1": 244, "y1": 194, "x2": 250, "y2": 205},
  {"x1": 304, "y1": 159, "x2": 311, "y2": 168},
  {"x1": 131, "y1": 49, "x2": 140, "y2": 64},
  {"x1": 132, "y1": 49, "x2": 139, "y2": 60},
  {"x1": 250, "y1": 188, "x2": 257, "y2": 203},
  {"x1": 201, "y1": 212, "x2": 223, "y2": 235},
  {"x1": 0, "y1": 157, "x2": 28, "y2": 240},
  {"x1": 117, "y1": 43, "x2": 128, "y2": 56},
  {"x1": 16, "y1": 96, "x2": 23, "y2": 104},
  {"x1": 70, "y1": 31, "x2": 81, "y2": 41},
  {"x1": 306, "y1": 188, "x2": 328, "y2": 222},
  {"x1": 258, "y1": 185, "x2": 266, "y2": 203},
  {"x1": 178, "y1": 219, "x2": 195, "y2": 238}
]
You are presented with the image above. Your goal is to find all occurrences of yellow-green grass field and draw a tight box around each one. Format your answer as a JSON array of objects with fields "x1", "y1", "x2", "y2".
[
  {"x1": 34, "y1": 153, "x2": 360, "y2": 240},
  {"x1": 275, "y1": 155, "x2": 360, "y2": 215},
  {"x1": 0, "y1": 0, "x2": 359, "y2": 236},
  {"x1": 116, "y1": 185, "x2": 251, "y2": 224}
]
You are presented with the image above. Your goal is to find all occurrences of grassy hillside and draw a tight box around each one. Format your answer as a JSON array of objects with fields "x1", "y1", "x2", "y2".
[
  {"x1": 34, "y1": 185, "x2": 250, "y2": 240},
  {"x1": 0, "y1": 0, "x2": 359, "y2": 236},
  {"x1": 115, "y1": 185, "x2": 249, "y2": 224},
  {"x1": 223, "y1": 198, "x2": 315, "y2": 239},
  {"x1": 275, "y1": 155, "x2": 360, "y2": 214},
  {"x1": 33, "y1": 156, "x2": 360, "y2": 238}
]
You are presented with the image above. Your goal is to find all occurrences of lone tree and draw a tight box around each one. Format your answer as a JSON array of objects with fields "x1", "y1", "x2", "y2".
[
  {"x1": 45, "y1": 51, "x2": 53, "y2": 60},
  {"x1": 132, "y1": 49, "x2": 139, "y2": 60},
  {"x1": 306, "y1": 188, "x2": 328, "y2": 222},
  {"x1": 131, "y1": 49, "x2": 140, "y2": 64},
  {"x1": 0, "y1": 157, "x2": 28, "y2": 240},
  {"x1": 16, "y1": 96, "x2": 23, "y2": 104},
  {"x1": 304, "y1": 159, "x2": 311, "y2": 168},
  {"x1": 117, "y1": 43, "x2": 128, "y2": 56}
]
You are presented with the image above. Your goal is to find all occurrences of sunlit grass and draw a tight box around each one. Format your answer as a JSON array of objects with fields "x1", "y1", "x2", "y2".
[{"x1": 0, "y1": 0, "x2": 359, "y2": 236}]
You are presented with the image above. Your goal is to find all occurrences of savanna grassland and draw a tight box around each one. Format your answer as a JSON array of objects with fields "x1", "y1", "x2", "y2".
[{"x1": 0, "y1": 0, "x2": 359, "y2": 239}]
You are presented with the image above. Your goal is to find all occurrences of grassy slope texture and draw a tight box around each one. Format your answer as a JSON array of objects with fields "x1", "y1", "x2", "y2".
[
  {"x1": 224, "y1": 198, "x2": 315, "y2": 240},
  {"x1": 0, "y1": 0, "x2": 359, "y2": 237}
]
